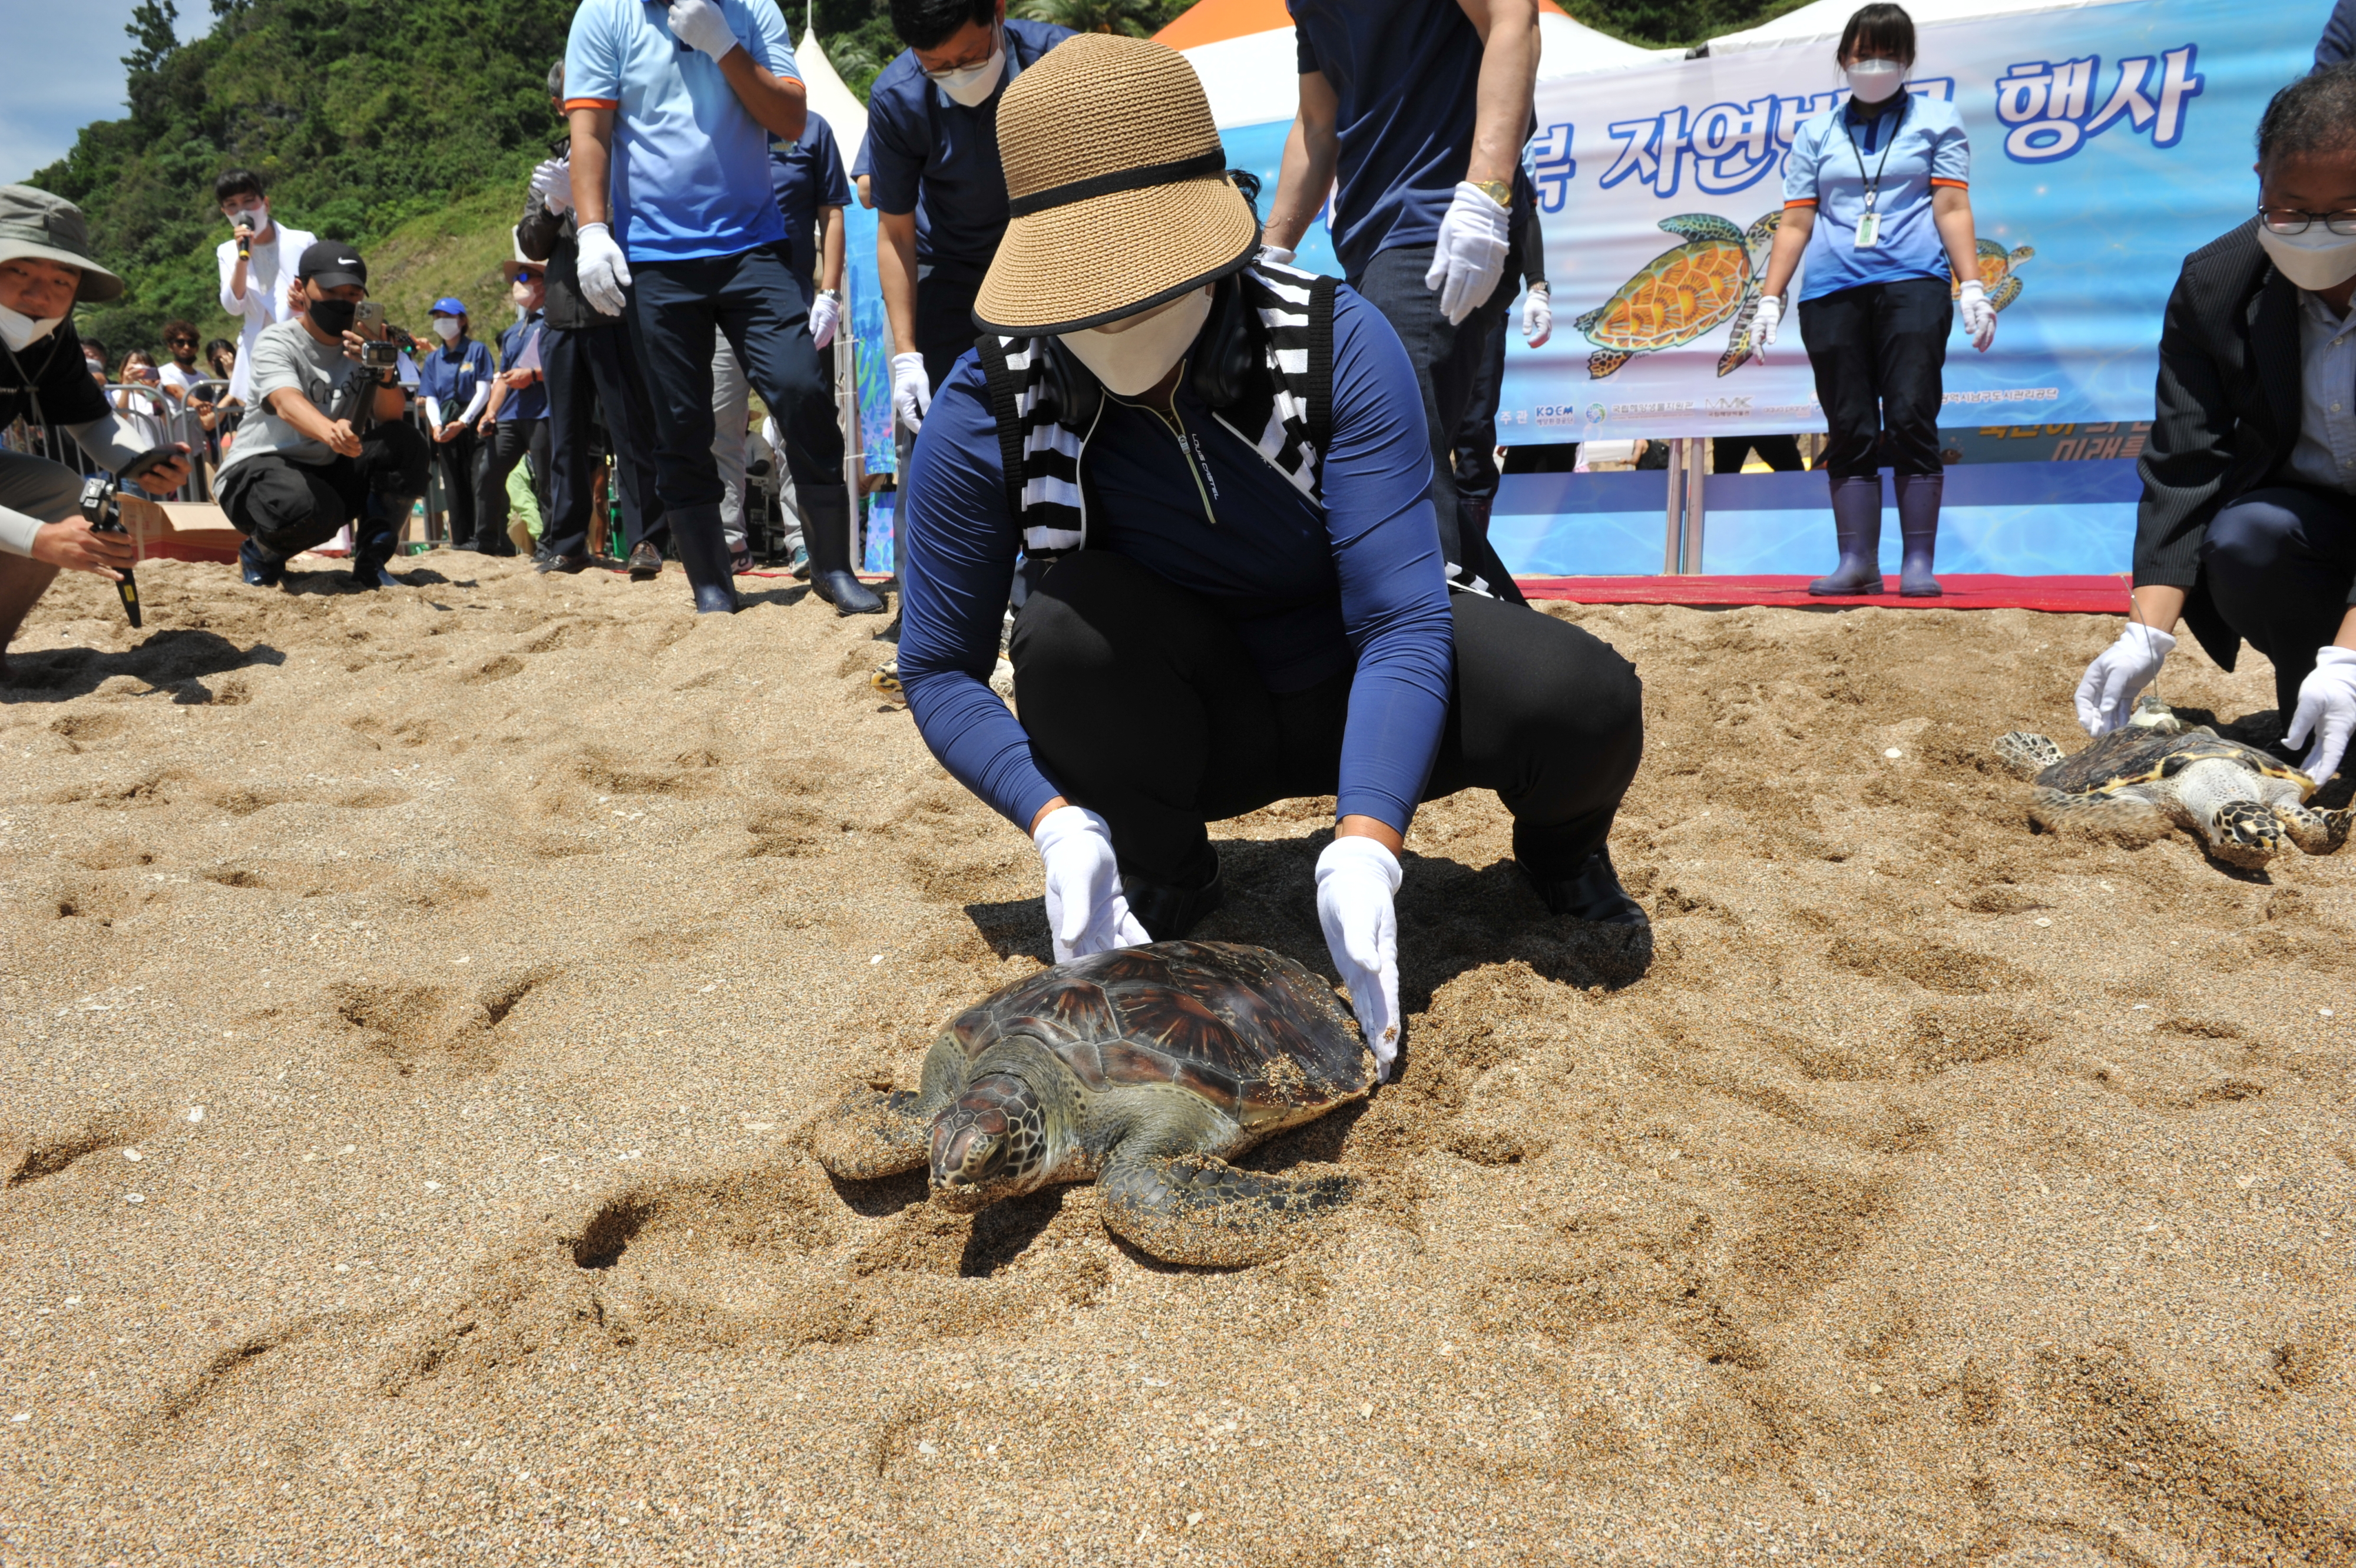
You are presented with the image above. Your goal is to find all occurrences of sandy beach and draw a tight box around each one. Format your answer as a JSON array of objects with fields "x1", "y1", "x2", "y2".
[{"x1": 2, "y1": 554, "x2": 2350, "y2": 1565}]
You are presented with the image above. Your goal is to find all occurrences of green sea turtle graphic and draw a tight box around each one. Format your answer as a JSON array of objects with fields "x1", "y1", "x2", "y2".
[
  {"x1": 1953, "y1": 237, "x2": 2036, "y2": 309},
  {"x1": 1573, "y1": 210, "x2": 1782, "y2": 380}
]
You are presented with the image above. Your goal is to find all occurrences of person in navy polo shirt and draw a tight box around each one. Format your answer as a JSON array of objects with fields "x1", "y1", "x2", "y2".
[
  {"x1": 1263, "y1": 0, "x2": 1539, "y2": 606},
  {"x1": 474, "y1": 260, "x2": 552, "y2": 558},
  {"x1": 564, "y1": 0, "x2": 862, "y2": 614},
  {"x1": 415, "y1": 296, "x2": 495, "y2": 551},
  {"x1": 863, "y1": 0, "x2": 1073, "y2": 440}
]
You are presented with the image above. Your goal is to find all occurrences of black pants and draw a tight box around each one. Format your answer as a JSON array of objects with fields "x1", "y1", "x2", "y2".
[
  {"x1": 431, "y1": 428, "x2": 480, "y2": 547},
  {"x1": 218, "y1": 420, "x2": 429, "y2": 557},
  {"x1": 1451, "y1": 287, "x2": 1512, "y2": 521},
  {"x1": 472, "y1": 418, "x2": 548, "y2": 555},
  {"x1": 544, "y1": 320, "x2": 666, "y2": 559},
  {"x1": 2202, "y1": 485, "x2": 2356, "y2": 717},
  {"x1": 1797, "y1": 277, "x2": 1950, "y2": 478},
  {"x1": 1713, "y1": 434, "x2": 1805, "y2": 474},
  {"x1": 915, "y1": 263, "x2": 987, "y2": 392},
  {"x1": 1352, "y1": 244, "x2": 1528, "y2": 604},
  {"x1": 627, "y1": 242, "x2": 844, "y2": 515},
  {"x1": 1010, "y1": 552, "x2": 1643, "y2": 888}
]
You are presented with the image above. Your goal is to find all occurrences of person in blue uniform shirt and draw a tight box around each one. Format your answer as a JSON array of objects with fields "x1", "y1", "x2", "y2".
[
  {"x1": 892, "y1": 39, "x2": 1647, "y2": 1080},
  {"x1": 473, "y1": 261, "x2": 551, "y2": 558},
  {"x1": 864, "y1": 0, "x2": 1073, "y2": 441},
  {"x1": 415, "y1": 296, "x2": 495, "y2": 551},
  {"x1": 564, "y1": 0, "x2": 859, "y2": 614}
]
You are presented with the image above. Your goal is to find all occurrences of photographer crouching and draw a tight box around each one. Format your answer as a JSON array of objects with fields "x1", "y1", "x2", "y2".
[
  {"x1": 0, "y1": 186, "x2": 193, "y2": 676},
  {"x1": 215, "y1": 240, "x2": 427, "y2": 590}
]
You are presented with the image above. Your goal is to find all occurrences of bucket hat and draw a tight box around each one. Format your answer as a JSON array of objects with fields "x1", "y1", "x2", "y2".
[
  {"x1": 0, "y1": 185, "x2": 124, "y2": 303},
  {"x1": 975, "y1": 35, "x2": 1259, "y2": 335},
  {"x1": 501, "y1": 229, "x2": 542, "y2": 285}
]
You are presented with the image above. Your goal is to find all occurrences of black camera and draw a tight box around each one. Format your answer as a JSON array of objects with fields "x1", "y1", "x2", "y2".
[{"x1": 78, "y1": 471, "x2": 154, "y2": 630}]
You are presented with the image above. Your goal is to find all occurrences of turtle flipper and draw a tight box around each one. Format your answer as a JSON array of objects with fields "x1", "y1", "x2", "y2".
[
  {"x1": 2274, "y1": 802, "x2": 2351, "y2": 855},
  {"x1": 1098, "y1": 1148, "x2": 1355, "y2": 1267},
  {"x1": 1718, "y1": 295, "x2": 1763, "y2": 376},
  {"x1": 1994, "y1": 732, "x2": 2065, "y2": 779},
  {"x1": 811, "y1": 1037, "x2": 967, "y2": 1179},
  {"x1": 2027, "y1": 783, "x2": 2166, "y2": 838},
  {"x1": 1587, "y1": 349, "x2": 1632, "y2": 379},
  {"x1": 2205, "y1": 800, "x2": 2286, "y2": 868}
]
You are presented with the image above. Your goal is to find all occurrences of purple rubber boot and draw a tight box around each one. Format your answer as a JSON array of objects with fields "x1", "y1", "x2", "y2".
[
  {"x1": 1809, "y1": 474, "x2": 1885, "y2": 596},
  {"x1": 1895, "y1": 471, "x2": 1943, "y2": 597}
]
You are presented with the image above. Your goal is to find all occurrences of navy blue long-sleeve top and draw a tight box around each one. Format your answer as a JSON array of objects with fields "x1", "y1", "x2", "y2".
[{"x1": 895, "y1": 285, "x2": 1455, "y2": 835}]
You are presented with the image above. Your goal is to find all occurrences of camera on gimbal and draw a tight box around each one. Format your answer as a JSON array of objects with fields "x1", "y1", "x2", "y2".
[{"x1": 76, "y1": 445, "x2": 172, "y2": 630}]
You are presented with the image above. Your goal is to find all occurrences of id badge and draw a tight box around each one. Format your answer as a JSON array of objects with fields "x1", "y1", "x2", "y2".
[{"x1": 1854, "y1": 210, "x2": 1882, "y2": 249}]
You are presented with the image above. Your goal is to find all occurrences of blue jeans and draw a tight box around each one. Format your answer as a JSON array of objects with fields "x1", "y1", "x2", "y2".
[{"x1": 2202, "y1": 485, "x2": 2356, "y2": 716}]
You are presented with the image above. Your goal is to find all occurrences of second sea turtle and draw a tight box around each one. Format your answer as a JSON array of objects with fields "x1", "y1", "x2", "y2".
[{"x1": 1953, "y1": 237, "x2": 2036, "y2": 310}]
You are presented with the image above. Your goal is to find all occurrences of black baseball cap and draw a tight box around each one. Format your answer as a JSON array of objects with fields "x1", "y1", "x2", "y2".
[{"x1": 295, "y1": 240, "x2": 367, "y2": 289}]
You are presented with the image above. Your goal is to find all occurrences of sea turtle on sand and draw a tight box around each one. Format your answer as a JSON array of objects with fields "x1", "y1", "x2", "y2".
[
  {"x1": 1952, "y1": 238, "x2": 2036, "y2": 310},
  {"x1": 811, "y1": 941, "x2": 1372, "y2": 1266},
  {"x1": 1573, "y1": 211, "x2": 1781, "y2": 379},
  {"x1": 1993, "y1": 696, "x2": 2349, "y2": 869}
]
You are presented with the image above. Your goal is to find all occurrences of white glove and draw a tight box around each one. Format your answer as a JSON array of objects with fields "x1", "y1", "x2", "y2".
[
  {"x1": 1957, "y1": 279, "x2": 1997, "y2": 353},
  {"x1": 2286, "y1": 646, "x2": 2356, "y2": 784},
  {"x1": 891, "y1": 350, "x2": 932, "y2": 432},
  {"x1": 1256, "y1": 244, "x2": 1296, "y2": 266},
  {"x1": 1752, "y1": 293, "x2": 1782, "y2": 356},
  {"x1": 810, "y1": 292, "x2": 841, "y2": 350},
  {"x1": 1521, "y1": 281, "x2": 1552, "y2": 348},
  {"x1": 574, "y1": 221, "x2": 632, "y2": 317},
  {"x1": 1423, "y1": 182, "x2": 1511, "y2": 325},
  {"x1": 531, "y1": 157, "x2": 572, "y2": 216},
  {"x1": 2074, "y1": 623, "x2": 2175, "y2": 736},
  {"x1": 1315, "y1": 836, "x2": 1402, "y2": 1080},
  {"x1": 665, "y1": 0, "x2": 742, "y2": 61},
  {"x1": 1034, "y1": 806, "x2": 1149, "y2": 965}
]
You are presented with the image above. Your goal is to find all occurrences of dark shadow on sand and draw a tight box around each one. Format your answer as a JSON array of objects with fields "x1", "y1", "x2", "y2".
[{"x1": 2, "y1": 629, "x2": 286, "y2": 704}]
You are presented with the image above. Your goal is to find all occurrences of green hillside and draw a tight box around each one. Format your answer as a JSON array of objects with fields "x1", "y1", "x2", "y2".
[{"x1": 41, "y1": 0, "x2": 1795, "y2": 356}]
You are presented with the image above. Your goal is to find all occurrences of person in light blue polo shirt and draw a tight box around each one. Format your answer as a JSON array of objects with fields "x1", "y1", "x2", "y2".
[
  {"x1": 1752, "y1": 2, "x2": 1997, "y2": 600},
  {"x1": 562, "y1": 0, "x2": 868, "y2": 614}
]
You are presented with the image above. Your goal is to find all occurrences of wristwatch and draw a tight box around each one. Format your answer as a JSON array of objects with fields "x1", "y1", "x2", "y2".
[
  {"x1": 818, "y1": 288, "x2": 841, "y2": 301},
  {"x1": 1471, "y1": 178, "x2": 1514, "y2": 209}
]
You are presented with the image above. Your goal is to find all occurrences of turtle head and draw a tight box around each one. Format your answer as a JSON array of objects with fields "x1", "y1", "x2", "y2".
[{"x1": 929, "y1": 1072, "x2": 1049, "y2": 1211}]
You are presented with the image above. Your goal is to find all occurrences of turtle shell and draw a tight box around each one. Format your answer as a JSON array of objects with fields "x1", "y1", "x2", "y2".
[
  {"x1": 2036, "y1": 726, "x2": 2309, "y2": 796},
  {"x1": 1581, "y1": 223, "x2": 1752, "y2": 350},
  {"x1": 941, "y1": 941, "x2": 1369, "y2": 1127}
]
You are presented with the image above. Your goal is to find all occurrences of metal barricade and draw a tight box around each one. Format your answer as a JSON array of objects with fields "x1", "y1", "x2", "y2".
[{"x1": 4, "y1": 380, "x2": 228, "y2": 504}]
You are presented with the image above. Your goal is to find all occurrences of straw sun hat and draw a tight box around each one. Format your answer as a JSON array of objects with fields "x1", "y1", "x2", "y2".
[{"x1": 975, "y1": 34, "x2": 1260, "y2": 335}]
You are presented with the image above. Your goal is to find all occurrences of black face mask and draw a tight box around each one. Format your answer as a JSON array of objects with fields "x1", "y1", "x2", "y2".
[{"x1": 309, "y1": 297, "x2": 358, "y2": 335}]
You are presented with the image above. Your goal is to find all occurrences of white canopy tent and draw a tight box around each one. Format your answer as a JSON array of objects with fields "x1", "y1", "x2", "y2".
[
  {"x1": 1708, "y1": 0, "x2": 2135, "y2": 54},
  {"x1": 797, "y1": 27, "x2": 868, "y2": 160}
]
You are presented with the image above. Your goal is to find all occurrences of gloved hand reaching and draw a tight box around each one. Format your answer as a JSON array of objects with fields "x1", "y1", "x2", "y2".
[
  {"x1": 1034, "y1": 806, "x2": 1149, "y2": 964},
  {"x1": 665, "y1": 0, "x2": 742, "y2": 61},
  {"x1": 574, "y1": 221, "x2": 633, "y2": 317},
  {"x1": 810, "y1": 292, "x2": 841, "y2": 350},
  {"x1": 531, "y1": 157, "x2": 572, "y2": 216},
  {"x1": 1521, "y1": 282, "x2": 1553, "y2": 348},
  {"x1": 1423, "y1": 182, "x2": 1511, "y2": 325},
  {"x1": 1256, "y1": 244, "x2": 1296, "y2": 266},
  {"x1": 1752, "y1": 293, "x2": 1782, "y2": 358},
  {"x1": 1315, "y1": 835, "x2": 1402, "y2": 1080},
  {"x1": 891, "y1": 350, "x2": 932, "y2": 432},
  {"x1": 1957, "y1": 279, "x2": 1997, "y2": 352},
  {"x1": 2074, "y1": 623, "x2": 2175, "y2": 736},
  {"x1": 2286, "y1": 646, "x2": 2356, "y2": 783}
]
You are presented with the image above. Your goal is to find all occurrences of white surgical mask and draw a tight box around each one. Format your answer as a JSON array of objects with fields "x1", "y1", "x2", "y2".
[
  {"x1": 0, "y1": 303, "x2": 64, "y2": 353},
  {"x1": 228, "y1": 201, "x2": 269, "y2": 231},
  {"x1": 432, "y1": 317, "x2": 462, "y2": 342},
  {"x1": 1845, "y1": 59, "x2": 1906, "y2": 103},
  {"x1": 1058, "y1": 288, "x2": 1213, "y2": 398},
  {"x1": 2257, "y1": 223, "x2": 2356, "y2": 292},
  {"x1": 929, "y1": 40, "x2": 1005, "y2": 108}
]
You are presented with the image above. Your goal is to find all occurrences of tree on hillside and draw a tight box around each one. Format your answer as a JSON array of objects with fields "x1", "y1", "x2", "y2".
[{"x1": 1011, "y1": 0, "x2": 1186, "y2": 37}]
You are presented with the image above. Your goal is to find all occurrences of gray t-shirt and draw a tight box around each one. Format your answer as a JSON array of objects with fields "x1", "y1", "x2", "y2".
[{"x1": 217, "y1": 316, "x2": 360, "y2": 472}]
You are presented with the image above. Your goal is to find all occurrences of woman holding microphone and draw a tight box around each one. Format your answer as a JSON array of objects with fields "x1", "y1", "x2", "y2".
[{"x1": 1751, "y1": 2, "x2": 1997, "y2": 598}]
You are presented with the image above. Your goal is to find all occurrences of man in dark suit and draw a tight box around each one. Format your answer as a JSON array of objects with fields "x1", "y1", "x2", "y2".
[{"x1": 2076, "y1": 65, "x2": 2356, "y2": 787}]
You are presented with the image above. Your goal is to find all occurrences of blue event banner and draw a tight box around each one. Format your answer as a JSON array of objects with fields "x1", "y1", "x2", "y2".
[{"x1": 1494, "y1": 0, "x2": 2311, "y2": 442}]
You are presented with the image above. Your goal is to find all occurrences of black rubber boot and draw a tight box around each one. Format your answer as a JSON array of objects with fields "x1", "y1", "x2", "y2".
[
  {"x1": 1809, "y1": 474, "x2": 1885, "y2": 596},
  {"x1": 1895, "y1": 472, "x2": 1943, "y2": 597},
  {"x1": 1120, "y1": 865, "x2": 1224, "y2": 942},
  {"x1": 348, "y1": 496, "x2": 409, "y2": 590},
  {"x1": 1521, "y1": 847, "x2": 1649, "y2": 928},
  {"x1": 803, "y1": 484, "x2": 885, "y2": 616},
  {"x1": 668, "y1": 502, "x2": 741, "y2": 615},
  {"x1": 239, "y1": 536, "x2": 285, "y2": 588}
]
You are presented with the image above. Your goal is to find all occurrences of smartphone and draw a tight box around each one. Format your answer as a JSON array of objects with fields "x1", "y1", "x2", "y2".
[{"x1": 355, "y1": 300, "x2": 386, "y2": 338}]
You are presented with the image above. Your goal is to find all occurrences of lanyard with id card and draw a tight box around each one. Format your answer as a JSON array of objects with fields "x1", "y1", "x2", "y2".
[{"x1": 1843, "y1": 95, "x2": 1907, "y2": 250}]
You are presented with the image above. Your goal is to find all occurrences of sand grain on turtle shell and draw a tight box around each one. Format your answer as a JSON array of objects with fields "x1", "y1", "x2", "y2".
[{"x1": 3, "y1": 558, "x2": 2352, "y2": 1563}]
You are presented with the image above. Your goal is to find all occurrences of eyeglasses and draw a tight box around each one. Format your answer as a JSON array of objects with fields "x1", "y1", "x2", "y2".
[
  {"x1": 922, "y1": 25, "x2": 1000, "y2": 78},
  {"x1": 167, "y1": 337, "x2": 197, "y2": 347},
  {"x1": 2259, "y1": 206, "x2": 2356, "y2": 237}
]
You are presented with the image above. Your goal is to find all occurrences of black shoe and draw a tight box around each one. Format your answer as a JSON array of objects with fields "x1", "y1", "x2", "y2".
[
  {"x1": 239, "y1": 537, "x2": 284, "y2": 588},
  {"x1": 800, "y1": 483, "x2": 885, "y2": 615},
  {"x1": 348, "y1": 532, "x2": 399, "y2": 590},
  {"x1": 730, "y1": 547, "x2": 754, "y2": 576},
  {"x1": 1522, "y1": 848, "x2": 1649, "y2": 927},
  {"x1": 813, "y1": 568, "x2": 886, "y2": 616},
  {"x1": 537, "y1": 551, "x2": 590, "y2": 575},
  {"x1": 1120, "y1": 866, "x2": 1224, "y2": 942},
  {"x1": 626, "y1": 541, "x2": 663, "y2": 580},
  {"x1": 669, "y1": 504, "x2": 742, "y2": 615}
]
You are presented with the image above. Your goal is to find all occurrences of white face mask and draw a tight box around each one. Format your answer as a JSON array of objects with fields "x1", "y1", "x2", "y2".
[
  {"x1": 432, "y1": 317, "x2": 462, "y2": 342},
  {"x1": 227, "y1": 201, "x2": 269, "y2": 233},
  {"x1": 0, "y1": 303, "x2": 64, "y2": 353},
  {"x1": 929, "y1": 39, "x2": 1005, "y2": 108},
  {"x1": 1058, "y1": 288, "x2": 1213, "y2": 398},
  {"x1": 1845, "y1": 59, "x2": 1906, "y2": 103},
  {"x1": 2257, "y1": 222, "x2": 2356, "y2": 292}
]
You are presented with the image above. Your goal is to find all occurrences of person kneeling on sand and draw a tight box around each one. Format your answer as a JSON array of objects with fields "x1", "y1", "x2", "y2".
[
  {"x1": 892, "y1": 37, "x2": 1647, "y2": 1079},
  {"x1": 214, "y1": 240, "x2": 428, "y2": 591},
  {"x1": 0, "y1": 186, "x2": 194, "y2": 676},
  {"x1": 2076, "y1": 65, "x2": 2356, "y2": 787}
]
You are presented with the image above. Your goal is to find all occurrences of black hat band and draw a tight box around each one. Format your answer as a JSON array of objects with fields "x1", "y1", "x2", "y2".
[{"x1": 1004, "y1": 148, "x2": 1228, "y2": 220}]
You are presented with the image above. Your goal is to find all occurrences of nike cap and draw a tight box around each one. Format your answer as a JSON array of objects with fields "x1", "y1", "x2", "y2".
[{"x1": 296, "y1": 240, "x2": 367, "y2": 289}]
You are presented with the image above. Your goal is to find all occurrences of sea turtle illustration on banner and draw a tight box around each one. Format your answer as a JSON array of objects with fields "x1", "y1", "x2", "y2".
[
  {"x1": 1573, "y1": 211, "x2": 1782, "y2": 380},
  {"x1": 1953, "y1": 238, "x2": 2036, "y2": 310}
]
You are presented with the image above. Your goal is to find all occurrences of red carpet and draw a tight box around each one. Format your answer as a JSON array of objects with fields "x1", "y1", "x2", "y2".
[{"x1": 1517, "y1": 573, "x2": 2131, "y2": 613}]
